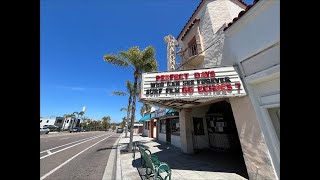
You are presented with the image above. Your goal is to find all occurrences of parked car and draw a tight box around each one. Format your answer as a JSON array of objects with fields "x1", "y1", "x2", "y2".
[
  {"x1": 43, "y1": 125, "x2": 60, "y2": 132},
  {"x1": 69, "y1": 127, "x2": 81, "y2": 133},
  {"x1": 116, "y1": 128, "x2": 123, "y2": 133},
  {"x1": 40, "y1": 127, "x2": 50, "y2": 135}
]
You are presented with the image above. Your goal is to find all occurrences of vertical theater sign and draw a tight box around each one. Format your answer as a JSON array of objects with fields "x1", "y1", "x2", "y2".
[
  {"x1": 164, "y1": 35, "x2": 178, "y2": 71},
  {"x1": 140, "y1": 66, "x2": 247, "y2": 108}
]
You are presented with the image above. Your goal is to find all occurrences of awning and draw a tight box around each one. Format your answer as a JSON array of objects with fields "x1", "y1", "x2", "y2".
[
  {"x1": 139, "y1": 113, "x2": 155, "y2": 122},
  {"x1": 140, "y1": 66, "x2": 247, "y2": 110}
]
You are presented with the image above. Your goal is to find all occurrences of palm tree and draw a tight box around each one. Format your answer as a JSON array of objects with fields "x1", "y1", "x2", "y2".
[
  {"x1": 78, "y1": 111, "x2": 85, "y2": 128},
  {"x1": 112, "y1": 80, "x2": 134, "y2": 138},
  {"x1": 104, "y1": 46, "x2": 158, "y2": 152},
  {"x1": 120, "y1": 107, "x2": 129, "y2": 132},
  {"x1": 102, "y1": 116, "x2": 111, "y2": 130},
  {"x1": 140, "y1": 103, "x2": 152, "y2": 117},
  {"x1": 121, "y1": 117, "x2": 126, "y2": 128},
  {"x1": 80, "y1": 116, "x2": 89, "y2": 130}
]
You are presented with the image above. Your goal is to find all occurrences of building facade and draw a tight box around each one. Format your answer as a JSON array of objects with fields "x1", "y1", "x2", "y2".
[
  {"x1": 140, "y1": 0, "x2": 279, "y2": 179},
  {"x1": 223, "y1": 0, "x2": 280, "y2": 178},
  {"x1": 140, "y1": 112, "x2": 156, "y2": 138},
  {"x1": 40, "y1": 116, "x2": 64, "y2": 128},
  {"x1": 61, "y1": 117, "x2": 80, "y2": 130},
  {"x1": 40, "y1": 117, "x2": 56, "y2": 127},
  {"x1": 156, "y1": 109, "x2": 180, "y2": 148}
]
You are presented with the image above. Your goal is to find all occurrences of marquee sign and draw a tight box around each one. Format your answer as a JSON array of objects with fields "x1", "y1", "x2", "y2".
[{"x1": 140, "y1": 66, "x2": 246, "y2": 100}]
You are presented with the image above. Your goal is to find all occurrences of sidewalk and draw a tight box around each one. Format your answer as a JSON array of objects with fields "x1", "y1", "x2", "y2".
[{"x1": 117, "y1": 133, "x2": 248, "y2": 180}]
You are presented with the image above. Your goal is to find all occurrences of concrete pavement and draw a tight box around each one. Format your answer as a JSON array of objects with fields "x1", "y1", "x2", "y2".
[{"x1": 116, "y1": 133, "x2": 249, "y2": 180}]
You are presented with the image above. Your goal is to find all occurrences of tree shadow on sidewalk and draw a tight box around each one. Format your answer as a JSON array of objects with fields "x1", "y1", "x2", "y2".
[{"x1": 131, "y1": 139, "x2": 249, "y2": 179}]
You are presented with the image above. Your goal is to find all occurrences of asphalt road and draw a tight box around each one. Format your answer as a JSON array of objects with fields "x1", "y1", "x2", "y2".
[{"x1": 40, "y1": 131, "x2": 121, "y2": 180}]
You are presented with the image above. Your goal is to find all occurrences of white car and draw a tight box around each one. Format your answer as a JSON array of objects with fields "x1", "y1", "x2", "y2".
[{"x1": 40, "y1": 127, "x2": 50, "y2": 135}]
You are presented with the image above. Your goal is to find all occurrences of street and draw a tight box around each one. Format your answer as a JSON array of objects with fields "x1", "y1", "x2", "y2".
[{"x1": 40, "y1": 131, "x2": 120, "y2": 180}]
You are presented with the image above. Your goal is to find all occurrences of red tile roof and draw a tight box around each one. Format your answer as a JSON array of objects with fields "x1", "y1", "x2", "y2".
[
  {"x1": 177, "y1": 0, "x2": 248, "y2": 40},
  {"x1": 223, "y1": 0, "x2": 260, "y2": 31},
  {"x1": 181, "y1": 18, "x2": 200, "y2": 41}
]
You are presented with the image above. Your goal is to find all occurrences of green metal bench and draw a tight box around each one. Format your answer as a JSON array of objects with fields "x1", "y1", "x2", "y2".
[{"x1": 138, "y1": 145, "x2": 171, "y2": 180}]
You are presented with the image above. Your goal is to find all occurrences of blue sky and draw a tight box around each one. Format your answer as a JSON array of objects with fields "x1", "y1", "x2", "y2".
[{"x1": 40, "y1": 0, "x2": 253, "y2": 123}]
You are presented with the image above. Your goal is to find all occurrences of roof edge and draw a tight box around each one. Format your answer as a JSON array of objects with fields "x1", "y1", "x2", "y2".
[
  {"x1": 223, "y1": 0, "x2": 260, "y2": 31},
  {"x1": 177, "y1": 0, "x2": 248, "y2": 40}
]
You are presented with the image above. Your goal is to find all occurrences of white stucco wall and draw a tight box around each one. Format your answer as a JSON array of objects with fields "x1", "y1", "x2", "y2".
[
  {"x1": 177, "y1": 0, "x2": 245, "y2": 69},
  {"x1": 247, "y1": 77, "x2": 280, "y2": 179},
  {"x1": 158, "y1": 132, "x2": 166, "y2": 143},
  {"x1": 226, "y1": 0, "x2": 247, "y2": 21},
  {"x1": 223, "y1": 0, "x2": 280, "y2": 65},
  {"x1": 200, "y1": 0, "x2": 244, "y2": 68},
  {"x1": 40, "y1": 117, "x2": 56, "y2": 127},
  {"x1": 199, "y1": 27, "x2": 225, "y2": 68},
  {"x1": 143, "y1": 129, "x2": 149, "y2": 137},
  {"x1": 171, "y1": 135, "x2": 181, "y2": 148},
  {"x1": 153, "y1": 126, "x2": 157, "y2": 138},
  {"x1": 230, "y1": 96, "x2": 278, "y2": 180},
  {"x1": 223, "y1": 0, "x2": 280, "y2": 179},
  {"x1": 208, "y1": 0, "x2": 244, "y2": 34}
]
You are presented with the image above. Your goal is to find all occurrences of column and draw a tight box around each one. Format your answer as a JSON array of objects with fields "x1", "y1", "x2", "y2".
[
  {"x1": 150, "y1": 120, "x2": 154, "y2": 138},
  {"x1": 179, "y1": 108, "x2": 194, "y2": 154}
]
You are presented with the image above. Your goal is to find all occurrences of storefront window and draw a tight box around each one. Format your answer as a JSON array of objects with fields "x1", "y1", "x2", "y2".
[
  {"x1": 171, "y1": 118, "x2": 180, "y2": 136},
  {"x1": 160, "y1": 119, "x2": 166, "y2": 133}
]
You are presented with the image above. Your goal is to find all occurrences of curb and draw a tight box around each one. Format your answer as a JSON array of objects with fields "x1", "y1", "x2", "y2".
[
  {"x1": 102, "y1": 133, "x2": 123, "y2": 180},
  {"x1": 115, "y1": 133, "x2": 124, "y2": 180}
]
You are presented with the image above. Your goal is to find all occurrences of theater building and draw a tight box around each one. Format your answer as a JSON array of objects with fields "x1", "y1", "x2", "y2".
[{"x1": 140, "y1": 0, "x2": 279, "y2": 179}]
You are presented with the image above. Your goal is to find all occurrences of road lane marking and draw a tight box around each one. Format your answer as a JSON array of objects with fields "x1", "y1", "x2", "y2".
[
  {"x1": 40, "y1": 134, "x2": 114, "y2": 180},
  {"x1": 60, "y1": 137, "x2": 69, "y2": 140},
  {"x1": 40, "y1": 133, "x2": 112, "y2": 154},
  {"x1": 40, "y1": 135, "x2": 104, "y2": 154},
  {"x1": 40, "y1": 131, "x2": 98, "y2": 139},
  {"x1": 46, "y1": 150, "x2": 52, "y2": 155},
  {"x1": 40, "y1": 133, "x2": 111, "y2": 159}
]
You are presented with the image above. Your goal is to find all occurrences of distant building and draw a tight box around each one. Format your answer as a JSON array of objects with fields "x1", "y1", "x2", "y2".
[
  {"x1": 40, "y1": 117, "x2": 56, "y2": 127},
  {"x1": 40, "y1": 116, "x2": 64, "y2": 128},
  {"x1": 61, "y1": 117, "x2": 80, "y2": 130}
]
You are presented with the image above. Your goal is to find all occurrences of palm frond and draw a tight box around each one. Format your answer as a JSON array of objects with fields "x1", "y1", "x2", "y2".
[
  {"x1": 120, "y1": 108, "x2": 127, "y2": 112},
  {"x1": 140, "y1": 103, "x2": 152, "y2": 117},
  {"x1": 126, "y1": 80, "x2": 134, "y2": 94},
  {"x1": 142, "y1": 46, "x2": 155, "y2": 61},
  {"x1": 103, "y1": 54, "x2": 129, "y2": 67},
  {"x1": 112, "y1": 91, "x2": 127, "y2": 96},
  {"x1": 126, "y1": 47, "x2": 143, "y2": 68}
]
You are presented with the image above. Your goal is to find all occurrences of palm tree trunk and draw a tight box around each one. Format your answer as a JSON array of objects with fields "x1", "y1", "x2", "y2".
[
  {"x1": 128, "y1": 72, "x2": 138, "y2": 153},
  {"x1": 125, "y1": 95, "x2": 132, "y2": 138}
]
